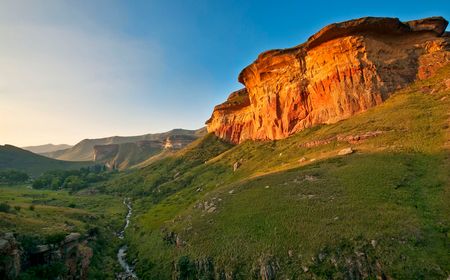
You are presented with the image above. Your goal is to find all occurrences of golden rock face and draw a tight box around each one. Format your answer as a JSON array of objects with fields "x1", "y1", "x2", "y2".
[{"x1": 206, "y1": 17, "x2": 450, "y2": 144}]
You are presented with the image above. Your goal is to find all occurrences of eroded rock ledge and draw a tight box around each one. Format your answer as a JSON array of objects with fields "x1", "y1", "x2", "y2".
[{"x1": 206, "y1": 16, "x2": 450, "y2": 144}]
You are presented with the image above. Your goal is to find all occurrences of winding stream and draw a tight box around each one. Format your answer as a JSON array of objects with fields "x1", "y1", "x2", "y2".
[{"x1": 117, "y1": 198, "x2": 138, "y2": 279}]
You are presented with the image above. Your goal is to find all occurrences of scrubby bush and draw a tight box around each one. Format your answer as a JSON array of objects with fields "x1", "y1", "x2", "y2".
[
  {"x1": 32, "y1": 165, "x2": 110, "y2": 192},
  {"x1": 0, "y1": 202, "x2": 11, "y2": 213},
  {"x1": 45, "y1": 233, "x2": 66, "y2": 245}
]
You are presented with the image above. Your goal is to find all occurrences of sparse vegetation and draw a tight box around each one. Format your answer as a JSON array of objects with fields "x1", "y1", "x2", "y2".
[
  {"x1": 0, "y1": 183, "x2": 126, "y2": 279},
  {"x1": 100, "y1": 65, "x2": 450, "y2": 278}
]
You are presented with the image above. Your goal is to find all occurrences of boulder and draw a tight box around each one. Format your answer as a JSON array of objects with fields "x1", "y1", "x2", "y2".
[{"x1": 338, "y1": 147, "x2": 353, "y2": 155}]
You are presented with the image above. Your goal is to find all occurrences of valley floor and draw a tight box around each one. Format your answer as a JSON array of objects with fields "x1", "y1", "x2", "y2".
[
  {"x1": 106, "y1": 66, "x2": 450, "y2": 279},
  {"x1": 1, "y1": 66, "x2": 449, "y2": 279}
]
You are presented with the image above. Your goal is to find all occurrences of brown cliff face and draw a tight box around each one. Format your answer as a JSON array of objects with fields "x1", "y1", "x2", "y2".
[{"x1": 206, "y1": 17, "x2": 450, "y2": 143}]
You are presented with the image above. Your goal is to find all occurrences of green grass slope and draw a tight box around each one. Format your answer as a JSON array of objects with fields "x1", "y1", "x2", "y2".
[
  {"x1": 0, "y1": 145, "x2": 91, "y2": 177},
  {"x1": 104, "y1": 65, "x2": 450, "y2": 279}
]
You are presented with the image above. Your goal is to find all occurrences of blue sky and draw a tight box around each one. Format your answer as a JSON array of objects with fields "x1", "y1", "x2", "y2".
[{"x1": 1, "y1": 0, "x2": 449, "y2": 146}]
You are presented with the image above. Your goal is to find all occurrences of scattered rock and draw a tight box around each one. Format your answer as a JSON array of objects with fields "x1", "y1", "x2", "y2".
[
  {"x1": 228, "y1": 190, "x2": 235, "y2": 194},
  {"x1": 265, "y1": 185, "x2": 270, "y2": 189},
  {"x1": 288, "y1": 250, "x2": 294, "y2": 257},
  {"x1": 233, "y1": 161, "x2": 241, "y2": 172},
  {"x1": 445, "y1": 78, "x2": 450, "y2": 90},
  {"x1": 298, "y1": 157, "x2": 307, "y2": 162},
  {"x1": 318, "y1": 252, "x2": 327, "y2": 261},
  {"x1": 305, "y1": 175, "x2": 317, "y2": 181},
  {"x1": 233, "y1": 158, "x2": 244, "y2": 171},
  {"x1": 338, "y1": 147, "x2": 353, "y2": 155},
  {"x1": 371, "y1": 240, "x2": 377, "y2": 248},
  {"x1": 176, "y1": 235, "x2": 185, "y2": 247},
  {"x1": 201, "y1": 201, "x2": 218, "y2": 213},
  {"x1": 299, "y1": 131, "x2": 385, "y2": 148},
  {"x1": 257, "y1": 256, "x2": 279, "y2": 280},
  {"x1": 65, "y1": 232, "x2": 81, "y2": 243}
]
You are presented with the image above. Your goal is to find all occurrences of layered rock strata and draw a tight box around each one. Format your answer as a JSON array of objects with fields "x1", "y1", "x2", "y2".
[{"x1": 206, "y1": 17, "x2": 450, "y2": 143}]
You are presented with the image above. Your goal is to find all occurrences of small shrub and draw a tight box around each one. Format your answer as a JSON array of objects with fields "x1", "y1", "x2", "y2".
[
  {"x1": 29, "y1": 205, "x2": 35, "y2": 211},
  {"x1": 68, "y1": 203, "x2": 76, "y2": 208},
  {"x1": 87, "y1": 227, "x2": 100, "y2": 236},
  {"x1": 14, "y1": 205, "x2": 21, "y2": 212},
  {"x1": 45, "y1": 232, "x2": 66, "y2": 245},
  {"x1": 0, "y1": 202, "x2": 11, "y2": 213}
]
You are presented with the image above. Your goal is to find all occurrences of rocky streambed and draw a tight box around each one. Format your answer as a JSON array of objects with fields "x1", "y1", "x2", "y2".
[{"x1": 116, "y1": 198, "x2": 138, "y2": 280}]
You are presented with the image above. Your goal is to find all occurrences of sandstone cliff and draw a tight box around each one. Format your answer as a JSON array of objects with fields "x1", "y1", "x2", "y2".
[{"x1": 206, "y1": 17, "x2": 450, "y2": 143}]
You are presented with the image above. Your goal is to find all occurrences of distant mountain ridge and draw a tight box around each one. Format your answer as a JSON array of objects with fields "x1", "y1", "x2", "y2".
[
  {"x1": 0, "y1": 145, "x2": 90, "y2": 176},
  {"x1": 21, "y1": 144, "x2": 72, "y2": 154},
  {"x1": 42, "y1": 128, "x2": 207, "y2": 169}
]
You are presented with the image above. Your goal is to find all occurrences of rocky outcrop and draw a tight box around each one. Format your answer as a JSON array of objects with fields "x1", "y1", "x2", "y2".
[
  {"x1": 0, "y1": 232, "x2": 93, "y2": 280},
  {"x1": 30, "y1": 232, "x2": 93, "y2": 280},
  {"x1": 207, "y1": 16, "x2": 450, "y2": 143},
  {"x1": 0, "y1": 233, "x2": 21, "y2": 279},
  {"x1": 93, "y1": 144, "x2": 120, "y2": 162}
]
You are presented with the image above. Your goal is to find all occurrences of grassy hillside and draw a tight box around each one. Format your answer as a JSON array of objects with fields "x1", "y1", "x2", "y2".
[
  {"x1": 0, "y1": 145, "x2": 91, "y2": 177},
  {"x1": 103, "y1": 65, "x2": 450, "y2": 279},
  {"x1": 44, "y1": 128, "x2": 206, "y2": 162}
]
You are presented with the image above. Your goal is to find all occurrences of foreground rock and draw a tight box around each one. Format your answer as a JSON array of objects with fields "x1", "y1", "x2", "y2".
[
  {"x1": 207, "y1": 16, "x2": 450, "y2": 143},
  {"x1": 338, "y1": 147, "x2": 354, "y2": 155},
  {"x1": 0, "y1": 232, "x2": 92, "y2": 280},
  {"x1": 0, "y1": 233, "x2": 21, "y2": 279},
  {"x1": 32, "y1": 232, "x2": 93, "y2": 280}
]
